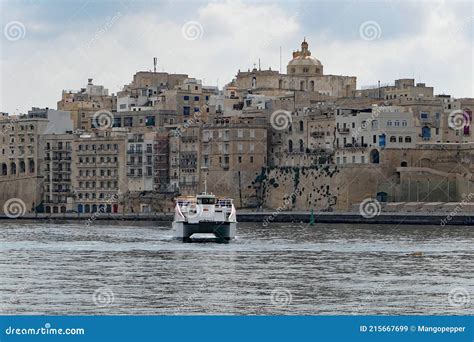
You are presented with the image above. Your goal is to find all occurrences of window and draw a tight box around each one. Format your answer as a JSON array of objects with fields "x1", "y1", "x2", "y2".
[
  {"x1": 250, "y1": 143, "x2": 254, "y2": 152},
  {"x1": 250, "y1": 156, "x2": 254, "y2": 163},
  {"x1": 398, "y1": 136, "x2": 403, "y2": 143},
  {"x1": 183, "y1": 106, "x2": 190, "y2": 116},
  {"x1": 184, "y1": 95, "x2": 189, "y2": 101},
  {"x1": 402, "y1": 120, "x2": 407, "y2": 127},
  {"x1": 387, "y1": 120, "x2": 392, "y2": 126},
  {"x1": 405, "y1": 136, "x2": 412, "y2": 143},
  {"x1": 237, "y1": 130, "x2": 243, "y2": 138},
  {"x1": 395, "y1": 121, "x2": 400, "y2": 126},
  {"x1": 300, "y1": 121, "x2": 304, "y2": 132},
  {"x1": 194, "y1": 96, "x2": 199, "y2": 101},
  {"x1": 238, "y1": 143, "x2": 243, "y2": 151},
  {"x1": 250, "y1": 130, "x2": 255, "y2": 138},
  {"x1": 390, "y1": 136, "x2": 397, "y2": 142},
  {"x1": 238, "y1": 156, "x2": 242, "y2": 163}
]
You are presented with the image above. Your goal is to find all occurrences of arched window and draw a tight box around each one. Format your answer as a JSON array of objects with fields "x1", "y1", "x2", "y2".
[
  {"x1": 398, "y1": 136, "x2": 403, "y2": 143},
  {"x1": 53, "y1": 206, "x2": 59, "y2": 213},
  {"x1": 371, "y1": 120, "x2": 378, "y2": 130},
  {"x1": 252, "y1": 77, "x2": 256, "y2": 89},
  {"x1": 28, "y1": 160, "x2": 35, "y2": 173},
  {"x1": 84, "y1": 204, "x2": 90, "y2": 213},
  {"x1": 299, "y1": 139, "x2": 304, "y2": 153},
  {"x1": 405, "y1": 136, "x2": 412, "y2": 143},
  {"x1": 60, "y1": 206, "x2": 66, "y2": 213},
  {"x1": 1, "y1": 163, "x2": 7, "y2": 176},
  {"x1": 310, "y1": 80, "x2": 315, "y2": 91},
  {"x1": 92, "y1": 204, "x2": 97, "y2": 213},
  {"x1": 45, "y1": 206, "x2": 51, "y2": 213},
  {"x1": 300, "y1": 81, "x2": 305, "y2": 91},
  {"x1": 10, "y1": 162, "x2": 16, "y2": 175},
  {"x1": 390, "y1": 136, "x2": 397, "y2": 142},
  {"x1": 299, "y1": 120, "x2": 304, "y2": 132},
  {"x1": 19, "y1": 160, "x2": 25, "y2": 173},
  {"x1": 288, "y1": 140, "x2": 293, "y2": 153},
  {"x1": 78, "y1": 204, "x2": 84, "y2": 213},
  {"x1": 370, "y1": 149, "x2": 380, "y2": 164}
]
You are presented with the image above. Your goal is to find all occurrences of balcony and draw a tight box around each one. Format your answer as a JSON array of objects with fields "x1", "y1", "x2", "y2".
[
  {"x1": 126, "y1": 173, "x2": 143, "y2": 177},
  {"x1": 343, "y1": 143, "x2": 368, "y2": 150},
  {"x1": 337, "y1": 127, "x2": 350, "y2": 134},
  {"x1": 127, "y1": 150, "x2": 143, "y2": 154}
]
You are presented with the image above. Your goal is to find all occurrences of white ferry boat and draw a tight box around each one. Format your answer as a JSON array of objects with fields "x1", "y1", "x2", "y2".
[{"x1": 172, "y1": 192, "x2": 237, "y2": 242}]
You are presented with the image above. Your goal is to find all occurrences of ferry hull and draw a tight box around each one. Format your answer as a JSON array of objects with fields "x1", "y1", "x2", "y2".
[{"x1": 172, "y1": 221, "x2": 236, "y2": 242}]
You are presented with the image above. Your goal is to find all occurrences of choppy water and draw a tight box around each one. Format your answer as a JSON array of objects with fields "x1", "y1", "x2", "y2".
[{"x1": 0, "y1": 220, "x2": 472, "y2": 315}]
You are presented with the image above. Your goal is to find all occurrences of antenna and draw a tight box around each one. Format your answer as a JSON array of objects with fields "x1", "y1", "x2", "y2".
[
  {"x1": 279, "y1": 46, "x2": 282, "y2": 73},
  {"x1": 153, "y1": 57, "x2": 157, "y2": 72},
  {"x1": 258, "y1": 58, "x2": 261, "y2": 70}
]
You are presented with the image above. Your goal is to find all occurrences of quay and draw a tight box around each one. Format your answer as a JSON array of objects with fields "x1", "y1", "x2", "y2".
[{"x1": 0, "y1": 212, "x2": 473, "y2": 225}]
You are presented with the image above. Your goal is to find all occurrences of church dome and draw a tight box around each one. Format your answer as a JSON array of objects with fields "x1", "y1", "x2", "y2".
[
  {"x1": 288, "y1": 55, "x2": 322, "y2": 67},
  {"x1": 286, "y1": 38, "x2": 323, "y2": 76}
]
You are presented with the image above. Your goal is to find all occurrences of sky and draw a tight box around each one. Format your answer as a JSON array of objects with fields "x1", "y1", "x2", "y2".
[{"x1": 0, "y1": 0, "x2": 472, "y2": 114}]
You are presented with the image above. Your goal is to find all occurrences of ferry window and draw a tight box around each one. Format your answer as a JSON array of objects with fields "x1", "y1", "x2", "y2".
[{"x1": 199, "y1": 197, "x2": 215, "y2": 205}]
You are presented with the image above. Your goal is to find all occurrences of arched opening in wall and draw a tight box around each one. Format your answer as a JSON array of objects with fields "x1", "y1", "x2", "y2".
[
  {"x1": 28, "y1": 160, "x2": 35, "y2": 173},
  {"x1": 420, "y1": 158, "x2": 431, "y2": 168},
  {"x1": 10, "y1": 162, "x2": 16, "y2": 175},
  {"x1": 401, "y1": 161, "x2": 408, "y2": 167},
  {"x1": 78, "y1": 204, "x2": 83, "y2": 213},
  {"x1": 252, "y1": 77, "x2": 257, "y2": 89},
  {"x1": 60, "y1": 206, "x2": 66, "y2": 213},
  {"x1": 370, "y1": 149, "x2": 380, "y2": 164},
  {"x1": 299, "y1": 139, "x2": 304, "y2": 153},
  {"x1": 299, "y1": 120, "x2": 304, "y2": 132},
  {"x1": 1, "y1": 163, "x2": 6, "y2": 176},
  {"x1": 376, "y1": 191, "x2": 388, "y2": 203},
  {"x1": 84, "y1": 204, "x2": 90, "y2": 213},
  {"x1": 53, "y1": 206, "x2": 59, "y2": 214},
  {"x1": 113, "y1": 204, "x2": 118, "y2": 213},
  {"x1": 390, "y1": 136, "x2": 397, "y2": 143},
  {"x1": 106, "y1": 204, "x2": 112, "y2": 213},
  {"x1": 300, "y1": 81, "x2": 305, "y2": 91},
  {"x1": 19, "y1": 160, "x2": 25, "y2": 173},
  {"x1": 288, "y1": 139, "x2": 293, "y2": 153},
  {"x1": 310, "y1": 80, "x2": 315, "y2": 91},
  {"x1": 279, "y1": 79, "x2": 283, "y2": 89},
  {"x1": 45, "y1": 206, "x2": 51, "y2": 214},
  {"x1": 92, "y1": 204, "x2": 97, "y2": 213}
]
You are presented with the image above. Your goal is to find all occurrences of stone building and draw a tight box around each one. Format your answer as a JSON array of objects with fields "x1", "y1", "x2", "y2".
[
  {"x1": 42, "y1": 134, "x2": 74, "y2": 213},
  {"x1": 71, "y1": 132, "x2": 127, "y2": 214},
  {"x1": 58, "y1": 79, "x2": 116, "y2": 131},
  {"x1": 232, "y1": 39, "x2": 356, "y2": 99},
  {"x1": 0, "y1": 108, "x2": 73, "y2": 214},
  {"x1": 334, "y1": 105, "x2": 417, "y2": 165}
]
